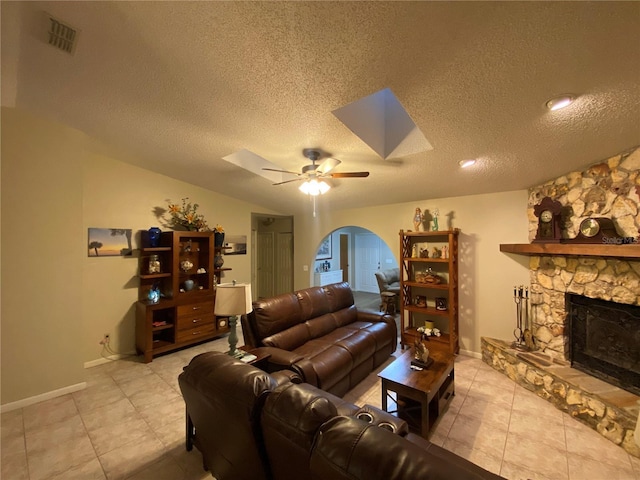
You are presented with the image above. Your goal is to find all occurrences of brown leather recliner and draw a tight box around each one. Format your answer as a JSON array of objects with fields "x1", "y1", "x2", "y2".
[
  {"x1": 178, "y1": 351, "x2": 301, "y2": 480},
  {"x1": 179, "y1": 350, "x2": 505, "y2": 480},
  {"x1": 241, "y1": 282, "x2": 397, "y2": 397}
]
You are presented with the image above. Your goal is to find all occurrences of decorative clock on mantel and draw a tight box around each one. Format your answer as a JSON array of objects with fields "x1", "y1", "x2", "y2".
[
  {"x1": 562, "y1": 217, "x2": 620, "y2": 244},
  {"x1": 533, "y1": 197, "x2": 563, "y2": 243}
]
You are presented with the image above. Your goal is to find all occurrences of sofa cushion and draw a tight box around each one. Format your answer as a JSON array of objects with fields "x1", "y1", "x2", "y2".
[
  {"x1": 293, "y1": 343, "x2": 354, "y2": 392},
  {"x1": 306, "y1": 314, "x2": 339, "y2": 339},
  {"x1": 252, "y1": 292, "x2": 303, "y2": 339},
  {"x1": 323, "y1": 282, "x2": 356, "y2": 312},
  {"x1": 296, "y1": 286, "x2": 332, "y2": 320},
  {"x1": 332, "y1": 305, "x2": 358, "y2": 327},
  {"x1": 335, "y1": 330, "x2": 377, "y2": 366},
  {"x1": 262, "y1": 323, "x2": 311, "y2": 351}
]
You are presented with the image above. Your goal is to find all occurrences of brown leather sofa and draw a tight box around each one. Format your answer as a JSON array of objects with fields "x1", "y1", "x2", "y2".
[
  {"x1": 241, "y1": 282, "x2": 397, "y2": 396},
  {"x1": 178, "y1": 351, "x2": 504, "y2": 480}
]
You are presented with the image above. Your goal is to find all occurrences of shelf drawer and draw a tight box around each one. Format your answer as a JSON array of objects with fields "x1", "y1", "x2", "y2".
[
  {"x1": 176, "y1": 323, "x2": 216, "y2": 343},
  {"x1": 176, "y1": 313, "x2": 215, "y2": 332},
  {"x1": 177, "y1": 301, "x2": 214, "y2": 318}
]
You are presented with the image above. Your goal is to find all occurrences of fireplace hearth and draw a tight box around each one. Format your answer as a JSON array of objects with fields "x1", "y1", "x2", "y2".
[{"x1": 568, "y1": 294, "x2": 640, "y2": 396}]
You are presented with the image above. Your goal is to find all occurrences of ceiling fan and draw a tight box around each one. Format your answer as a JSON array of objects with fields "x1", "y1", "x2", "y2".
[{"x1": 262, "y1": 149, "x2": 369, "y2": 195}]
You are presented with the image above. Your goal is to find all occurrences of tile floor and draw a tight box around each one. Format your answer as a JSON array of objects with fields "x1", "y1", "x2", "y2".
[{"x1": 2, "y1": 336, "x2": 639, "y2": 480}]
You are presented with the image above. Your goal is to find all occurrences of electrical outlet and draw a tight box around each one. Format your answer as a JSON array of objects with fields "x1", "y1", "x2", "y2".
[{"x1": 99, "y1": 334, "x2": 110, "y2": 345}]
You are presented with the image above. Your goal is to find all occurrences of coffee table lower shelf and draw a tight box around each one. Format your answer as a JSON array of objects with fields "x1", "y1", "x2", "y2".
[{"x1": 378, "y1": 349, "x2": 455, "y2": 438}]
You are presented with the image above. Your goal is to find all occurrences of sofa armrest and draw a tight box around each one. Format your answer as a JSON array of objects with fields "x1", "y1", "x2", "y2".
[
  {"x1": 271, "y1": 369, "x2": 302, "y2": 386},
  {"x1": 250, "y1": 347, "x2": 303, "y2": 367},
  {"x1": 354, "y1": 404, "x2": 409, "y2": 436},
  {"x1": 357, "y1": 309, "x2": 394, "y2": 324}
]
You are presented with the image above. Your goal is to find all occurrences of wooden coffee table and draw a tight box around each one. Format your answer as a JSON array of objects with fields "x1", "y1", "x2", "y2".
[{"x1": 378, "y1": 348, "x2": 455, "y2": 438}]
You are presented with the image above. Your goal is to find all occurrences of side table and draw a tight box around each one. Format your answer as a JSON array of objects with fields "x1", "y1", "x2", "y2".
[
  {"x1": 378, "y1": 348, "x2": 455, "y2": 438},
  {"x1": 239, "y1": 346, "x2": 271, "y2": 370}
]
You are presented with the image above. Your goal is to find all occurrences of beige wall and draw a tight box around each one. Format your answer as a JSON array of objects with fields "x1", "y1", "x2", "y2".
[
  {"x1": 293, "y1": 191, "x2": 532, "y2": 354},
  {"x1": 1, "y1": 107, "x2": 280, "y2": 405},
  {"x1": 1, "y1": 108, "x2": 85, "y2": 404}
]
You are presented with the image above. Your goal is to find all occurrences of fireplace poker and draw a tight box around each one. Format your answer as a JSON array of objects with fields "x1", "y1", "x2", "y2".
[
  {"x1": 513, "y1": 286, "x2": 526, "y2": 350},
  {"x1": 522, "y1": 287, "x2": 535, "y2": 350}
]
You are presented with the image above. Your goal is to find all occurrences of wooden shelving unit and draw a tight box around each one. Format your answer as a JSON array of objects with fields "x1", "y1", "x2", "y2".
[
  {"x1": 135, "y1": 231, "x2": 231, "y2": 363},
  {"x1": 399, "y1": 229, "x2": 459, "y2": 355}
]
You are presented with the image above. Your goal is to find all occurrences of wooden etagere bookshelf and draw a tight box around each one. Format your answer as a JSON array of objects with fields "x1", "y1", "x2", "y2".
[{"x1": 399, "y1": 229, "x2": 459, "y2": 355}]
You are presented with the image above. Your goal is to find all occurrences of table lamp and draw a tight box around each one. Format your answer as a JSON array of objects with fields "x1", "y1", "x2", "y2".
[{"x1": 214, "y1": 281, "x2": 252, "y2": 358}]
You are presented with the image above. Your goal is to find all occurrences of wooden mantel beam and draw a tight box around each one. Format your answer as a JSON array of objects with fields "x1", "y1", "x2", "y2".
[{"x1": 499, "y1": 243, "x2": 640, "y2": 259}]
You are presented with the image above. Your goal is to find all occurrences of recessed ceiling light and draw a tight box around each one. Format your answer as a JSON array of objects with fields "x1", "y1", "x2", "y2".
[
  {"x1": 459, "y1": 159, "x2": 476, "y2": 168},
  {"x1": 546, "y1": 95, "x2": 575, "y2": 111}
]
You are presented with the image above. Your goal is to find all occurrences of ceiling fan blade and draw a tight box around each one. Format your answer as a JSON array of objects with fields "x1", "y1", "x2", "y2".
[
  {"x1": 316, "y1": 157, "x2": 341, "y2": 175},
  {"x1": 328, "y1": 172, "x2": 370, "y2": 178},
  {"x1": 272, "y1": 177, "x2": 304, "y2": 186},
  {"x1": 262, "y1": 168, "x2": 300, "y2": 175}
]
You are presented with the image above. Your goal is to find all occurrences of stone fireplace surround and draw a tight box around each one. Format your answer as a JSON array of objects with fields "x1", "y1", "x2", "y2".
[{"x1": 482, "y1": 146, "x2": 640, "y2": 457}]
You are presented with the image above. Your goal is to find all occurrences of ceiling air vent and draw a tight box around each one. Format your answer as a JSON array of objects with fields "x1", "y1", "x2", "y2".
[{"x1": 45, "y1": 13, "x2": 78, "y2": 55}]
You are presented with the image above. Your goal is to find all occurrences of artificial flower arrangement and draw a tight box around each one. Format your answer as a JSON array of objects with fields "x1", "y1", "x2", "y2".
[
  {"x1": 416, "y1": 326, "x2": 441, "y2": 338},
  {"x1": 167, "y1": 198, "x2": 209, "y2": 231},
  {"x1": 213, "y1": 224, "x2": 224, "y2": 233}
]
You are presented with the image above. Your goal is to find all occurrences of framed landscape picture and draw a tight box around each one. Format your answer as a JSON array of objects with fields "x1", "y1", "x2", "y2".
[
  {"x1": 88, "y1": 228, "x2": 133, "y2": 257},
  {"x1": 316, "y1": 236, "x2": 332, "y2": 260}
]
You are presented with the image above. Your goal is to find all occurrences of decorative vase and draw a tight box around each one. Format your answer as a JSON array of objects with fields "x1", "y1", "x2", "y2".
[
  {"x1": 184, "y1": 279, "x2": 195, "y2": 291},
  {"x1": 148, "y1": 227, "x2": 161, "y2": 247},
  {"x1": 214, "y1": 253, "x2": 224, "y2": 269},
  {"x1": 214, "y1": 232, "x2": 225, "y2": 247}
]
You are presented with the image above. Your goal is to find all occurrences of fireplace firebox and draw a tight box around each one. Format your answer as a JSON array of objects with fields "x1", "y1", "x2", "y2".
[{"x1": 568, "y1": 294, "x2": 640, "y2": 396}]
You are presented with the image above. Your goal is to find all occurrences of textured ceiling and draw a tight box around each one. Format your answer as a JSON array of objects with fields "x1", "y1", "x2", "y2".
[{"x1": 2, "y1": 1, "x2": 640, "y2": 215}]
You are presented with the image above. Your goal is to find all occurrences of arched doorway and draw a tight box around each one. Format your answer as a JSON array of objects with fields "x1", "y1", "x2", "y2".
[{"x1": 313, "y1": 226, "x2": 398, "y2": 308}]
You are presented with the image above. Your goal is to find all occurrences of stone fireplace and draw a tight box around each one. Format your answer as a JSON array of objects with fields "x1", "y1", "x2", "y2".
[{"x1": 483, "y1": 145, "x2": 640, "y2": 457}]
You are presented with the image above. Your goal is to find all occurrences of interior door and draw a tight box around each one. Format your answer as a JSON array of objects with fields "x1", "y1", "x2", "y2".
[
  {"x1": 275, "y1": 232, "x2": 293, "y2": 295},
  {"x1": 257, "y1": 231, "x2": 275, "y2": 298},
  {"x1": 340, "y1": 234, "x2": 349, "y2": 283},
  {"x1": 355, "y1": 233, "x2": 380, "y2": 293}
]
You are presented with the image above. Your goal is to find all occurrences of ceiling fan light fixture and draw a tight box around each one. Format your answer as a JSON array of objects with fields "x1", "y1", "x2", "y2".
[
  {"x1": 546, "y1": 95, "x2": 575, "y2": 111},
  {"x1": 459, "y1": 159, "x2": 476, "y2": 168},
  {"x1": 299, "y1": 179, "x2": 330, "y2": 196}
]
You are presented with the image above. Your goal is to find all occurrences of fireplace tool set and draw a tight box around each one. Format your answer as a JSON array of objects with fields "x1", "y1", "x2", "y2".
[{"x1": 513, "y1": 286, "x2": 534, "y2": 351}]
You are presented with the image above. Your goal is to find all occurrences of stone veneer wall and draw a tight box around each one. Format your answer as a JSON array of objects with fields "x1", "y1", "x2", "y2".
[{"x1": 526, "y1": 145, "x2": 640, "y2": 358}]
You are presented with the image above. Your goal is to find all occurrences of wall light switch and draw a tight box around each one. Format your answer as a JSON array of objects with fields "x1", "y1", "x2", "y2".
[{"x1": 303, "y1": 265, "x2": 309, "y2": 271}]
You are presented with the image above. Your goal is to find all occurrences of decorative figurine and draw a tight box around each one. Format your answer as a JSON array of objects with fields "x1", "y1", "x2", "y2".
[
  {"x1": 412, "y1": 245, "x2": 418, "y2": 258},
  {"x1": 414, "y1": 339, "x2": 430, "y2": 363},
  {"x1": 442, "y1": 245, "x2": 449, "y2": 259},
  {"x1": 180, "y1": 259, "x2": 194, "y2": 272},
  {"x1": 432, "y1": 209, "x2": 439, "y2": 231},
  {"x1": 431, "y1": 247, "x2": 441, "y2": 259},
  {"x1": 148, "y1": 284, "x2": 160, "y2": 304},
  {"x1": 413, "y1": 207, "x2": 423, "y2": 231},
  {"x1": 419, "y1": 247, "x2": 429, "y2": 258}
]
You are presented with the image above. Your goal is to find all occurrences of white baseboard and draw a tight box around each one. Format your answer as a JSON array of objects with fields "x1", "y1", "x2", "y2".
[
  {"x1": 1, "y1": 382, "x2": 87, "y2": 413},
  {"x1": 459, "y1": 349, "x2": 482, "y2": 359},
  {"x1": 84, "y1": 351, "x2": 137, "y2": 368}
]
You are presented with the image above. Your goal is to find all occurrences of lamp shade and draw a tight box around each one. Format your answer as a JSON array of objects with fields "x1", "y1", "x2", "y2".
[{"x1": 214, "y1": 283, "x2": 253, "y2": 316}]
